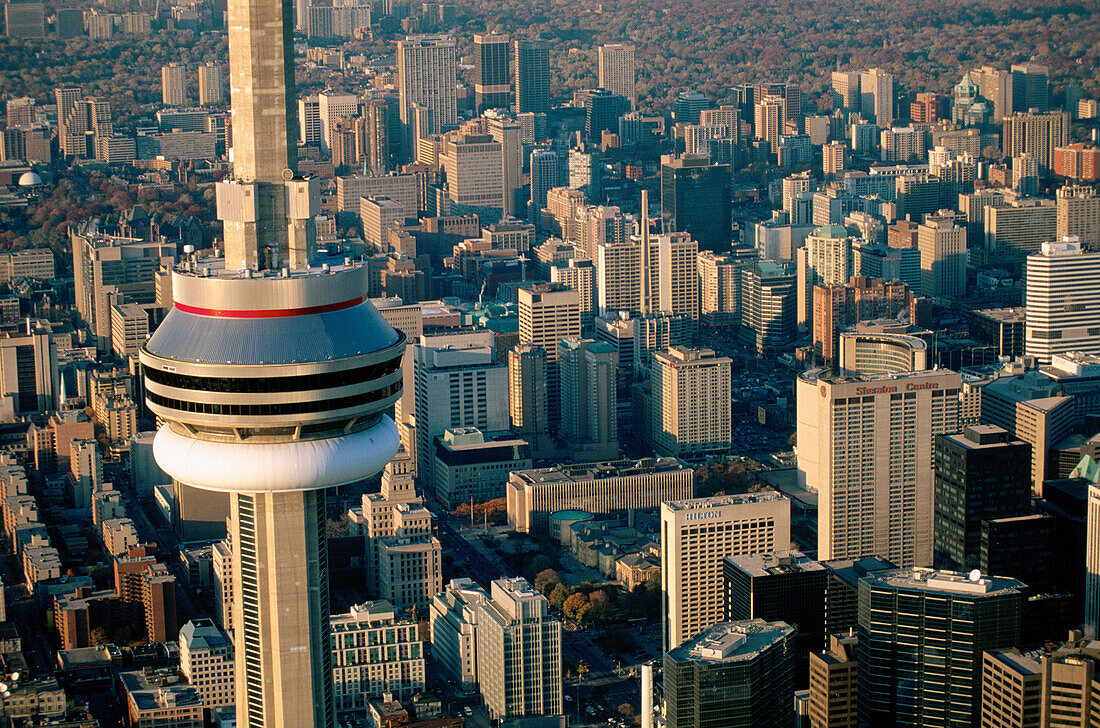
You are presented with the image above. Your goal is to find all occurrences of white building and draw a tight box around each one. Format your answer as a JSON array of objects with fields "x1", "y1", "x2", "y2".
[
  {"x1": 331, "y1": 600, "x2": 425, "y2": 712},
  {"x1": 650, "y1": 346, "x2": 732, "y2": 458},
  {"x1": 1025, "y1": 237, "x2": 1100, "y2": 363},
  {"x1": 796, "y1": 367, "x2": 961, "y2": 568},
  {"x1": 429, "y1": 578, "x2": 491, "y2": 691},
  {"x1": 179, "y1": 619, "x2": 234, "y2": 709},
  {"x1": 661, "y1": 493, "x2": 791, "y2": 650}
]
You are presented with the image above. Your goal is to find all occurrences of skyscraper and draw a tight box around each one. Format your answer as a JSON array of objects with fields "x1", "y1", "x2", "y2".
[
  {"x1": 650, "y1": 346, "x2": 732, "y2": 458},
  {"x1": 529, "y1": 148, "x2": 559, "y2": 224},
  {"x1": 661, "y1": 493, "x2": 791, "y2": 650},
  {"x1": 584, "y1": 88, "x2": 630, "y2": 143},
  {"x1": 830, "y1": 71, "x2": 860, "y2": 111},
  {"x1": 1025, "y1": 237, "x2": 1100, "y2": 363},
  {"x1": 917, "y1": 212, "x2": 967, "y2": 298},
  {"x1": 140, "y1": 0, "x2": 406, "y2": 720},
  {"x1": 474, "y1": 34, "x2": 511, "y2": 112},
  {"x1": 197, "y1": 63, "x2": 224, "y2": 106},
  {"x1": 1012, "y1": 63, "x2": 1050, "y2": 113},
  {"x1": 161, "y1": 63, "x2": 187, "y2": 107},
  {"x1": 514, "y1": 39, "x2": 550, "y2": 114},
  {"x1": 860, "y1": 68, "x2": 894, "y2": 127},
  {"x1": 797, "y1": 367, "x2": 962, "y2": 567},
  {"x1": 518, "y1": 282, "x2": 581, "y2": 425},
  {"x1": 486, "y1": 113, "x2": 521, "y2": 217},
  {"x1": 660, "y1": 155, "x2": 732, "y2": 251},
  {"x1": 1002, "y1": 110, "x2": 1070, "y2": 171},
  {"x1": 858, "y1": 568, "x2": 1023, "y2": 728},
  {"x1": 396, "y1": 36, "x2": 457, "y2": 137},
  {"x1": 557, "y1": 337, "x2": 617, "y2": 461},
  {"x1": 932, "y1": 425, "x2": 1031, "y2": 572},
  {"x1": 507, "y1": 345, "x2": 551, "y2": 456},
  {"x1": 598, "y1": 43, "x2": 636, "y2": 108}
]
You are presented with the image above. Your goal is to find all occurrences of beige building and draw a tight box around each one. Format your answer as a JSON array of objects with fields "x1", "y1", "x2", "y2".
[
  {"x1": 336, "y1": 173, "x2": 419, "y2": 216},
  {"x1": 823, "y1": 141, "x2": 846, "y2": 175},
  {"x1": 507, "y1": 344, "x2": 550, "y2": 456},
  {"x1": 507, "y1": 456, "x2": 693, "y2": 534},
  {"x1": 197, "y1": 63, "x2": 224, "y2": 106},
  {"x1": 808, "y1": 633, "x2": 858, "y2": 728},
  {"x1": 476, "y1": 578, "x2": 562, "y2": 721},
  {"x1": 440, "y1": 133, "x2": 504, "y2": 218},
  {"x1": 179, "y1": 618, "x2": 234, "y2": 708},
  {"x1": 550, "y1": 259, "x2": 596, "y2": 329},
  {"x1": 1057, "y1": 185, "x2": 1100, "y2": 246},
  {"x1": 110, "y1": 302, "x2": 149, "y2": 361},
  {"x1": 697, "y1": 251, "x2": 738, "y2": 324},
  {"x1": 919, "y1": 213, "x2": 967, "y2": 299},
  {"x1": 660, "y1": 492, "x2": 791, "y2": 650},
  {"x1": 518, "y1": 282, "x2": 581, "y2": 420},
  {"x1": 429, "y1": 578, "x2": 490, "y2": 692},
  {"x1": 330, "y1": 600, "x2": 425, "y2": 712},
  {"x1": 860, "y1": 68, "x2": 894, "y2": 127},
  {"x1": 361, "y1": 196, "x2": 407, "y2": 251},
  {"x1": 396, "y1": 35, "x2": 457, "y2": 134},
  {"x1": 981, "y1": 648, "x2": 1042, "y2": 728},
  {"x1": 797, "y1": 367, "x2": 961, "y2": 567},
  {"x1": 1002, "y1": 110, "x2": 1070, "y2": 171},
  {"x1": 597, "y1": 43, "x2": 636, "y2": 107},
  {"x1": 650, "y1": 346, "x2": 732, "y2": 457},
  {"x1": 161, "y1": 63, "x2": 187, "y2": 106},
  {"x1": 120, "y1": 669, "x2": 203, "y2": 728}
]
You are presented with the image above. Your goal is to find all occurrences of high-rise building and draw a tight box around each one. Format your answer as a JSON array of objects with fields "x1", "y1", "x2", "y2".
[
  {"x1": 918, "y1": 212, "x2": 967, "y2": 298},
  {"x1": 544, "y1": 187, "x2": 585, "y2": 242},
  {"x1": 140, "y1": 0, "x2": 409, "y2": 719},
  {"x1": 1053, "y1": 143, "x2": 1100, "y2": 181},
  {"x1": 1057, "y1": 184, "x2": 1100, "y2": 245},
  {"x1": 910, "y1": 92, "x2": 940, "y2": 123},
  {"x1": 1025, "y1": 237, "x2": 1100, "y2": 363},
  {"x1": 529, "y1": 148, "x2": 558, "y2": 224},
  {"x1": 429, "y1": 578, "x2": 490, "y2": 692},
  {"x1": 486, "y1": 113, "x2": 521, "y2": 217},
  {"x1": 661, "y1": 492, "x2": 791, "y2": 650},
  {"x1": 557, "y1": 337, "x2": 617, "y2": 460},
  {"x1": 807, "y1": 633, "x2": 858, "y2": 728},
  {"x1": 858, "y1": 568, "x2": 1023, "y2": 728},
  {"x1": 330, "y1": 601, "x2": 425, "y2": 710},
  {"x1": 473, "y1": 34, "x2": 511, "y2": 112},
  {"x1": 1003, "y1": 110, "x2": 1070, "y2": 171},
  {"x1": 179, "y1": 619, "x2": 235, "y2": 709},
  {"x1": 932, "y1": 425, "x2": 1031, "y2": 572},
  {"x1": 753, "y1": 95, "x2": 784, "y2": 149},
  {"x1": 594, "y1": 233, "x2": 640, "y2": 316},
  {"x1": 507, "y1": 345, "x2": 550, "y2": 455},
  {"x1": 396, "y1": 36, "x2": 457, "y2": 139},
  {"x1": 830, "y1": 71, "x2": 860, "y2": 111},
  {"x1": 976, "y1": 66, "x2": 1014, "y2": 122},
  {"x1": 549, "y1": 258, "x2": 596, "y2": 329},
  {"x1": 796, "y1": 225, "x2": 855, "y2": 332},
  {"x1": 697, "y1": 250, "x2": 739, "y2": 324},
  {"x1": 584, "y1": 88, "x2": 630, "y2": 143},
  {"x1": 650, "y1": 346, "x2": 732, "y2": 458},
  {"x1": 317, "y1": 91, "x2": 358, "y2": 153},
  {"x1": 823, "y1": 141, "x2": 845, "y2": 175},
  {"x1": 664, "y1": 620, "x2": 795, "y2": 728},
  {"x1": 5, "y1": 96, "x2": 35, "y2": 127},
  {"x1": 859, "y1": 68, "x2": 894, "y2": 127},
  {"x1": 197, "y1": 63, "x2": 224, "y2": 106},
  {"x1": 724, "y1": 551, "x2": 826, "y2": 687},
  {"x1": 1012, "y1": 63, "x2": 1050, "y2": 113},
  {"x1": 797, "y1": 367, "x2": 962, "y2": 567},
  {"x1": 598, "y1": 43, "x2": 636, "y2": 108},
  {"x1": 440, "y1": 133, "x2": 504, "y2": 220},
  {"x1": 161, "y1": 63, "x2": 187, "y2": 107},
  {"x1": 476, "y1": 578, "x2": 562, "y2": 721},
  {"x1": 298, "y1": 95, "x2": 322, "y2": 145},
  {"x1": 577, "y1": 204, "x2": 628, "y2": 259},
  {"x1": 985, "y1": 198, "x2": 1058, "y2": 269},
  {"x1": 513, "y1": 39, "x2": 550, "y2": 115},
  {"x1": 4, "y1": 0, "x2": 43, "y2": 38},
  {"x1": 518, "y1": 282, "x2": 581, "y2": 423},
  {"x1": 660, "y1": 155, "x2": 732, "y2": 251},
  {"x1": 740, "y1": 260, "x2": 796, "y2": 355},
  {"x1": 1088, "y1": 481, "x2": 1100, "y2": 637}
]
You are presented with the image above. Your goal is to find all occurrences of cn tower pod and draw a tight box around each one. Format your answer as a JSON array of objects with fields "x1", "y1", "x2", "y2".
[{"x1": 139, "y1": 259, "x2": 405, "y2": 493}]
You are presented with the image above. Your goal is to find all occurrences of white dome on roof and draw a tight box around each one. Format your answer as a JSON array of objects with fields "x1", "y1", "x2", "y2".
[{"x1": 17, "y1": 172, "x2": 42, "y2": 187}]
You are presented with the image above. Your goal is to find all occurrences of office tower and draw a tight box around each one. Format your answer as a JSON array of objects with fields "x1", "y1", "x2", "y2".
[
  {"x1": 486, "y1": 113, "x2": 521, "y2": 217},
  {"x1": 754, "y1": 95, "x2": 784, "y2": 149},
  {"x1": 161, "y1": 63, "x2": 187, "y2": 107},
  {"x1": 568, "y1": 146, "x2": 601, "y2": 197},
  {"x1": 649, "y1": 346, "x2": 731, "y2": 457},
  {"x1": 197, "y1": 63, "x2": 224, "y2": 106},
  {"x1": 439, "y1": 132, "x2": 504, "y2": 219},
  {"x1": 1012, "y1": 63, "x2": 1050, "y2": 113},
  {"x1": 55, "y1": 85, "x2": 88, "y2": 158},
  {"x1": 796, "y1": 225, "x2": 855, "y2": 332},
  {"x1": 918, "y1": 213, "x2": 967, "y2": 298},
  {"x1": 797, "y1": 368, "x2": 961, "y2": 567},
  {"x1": 910, "y1": 92, "x2": 939, "y2": 123},
  {"x1": 474, "y1": 34, "x2": 511, "y2": 112},
  {"x1": 544, "y1": 187, "x2": 585, "y2": 241},
  {"x1": 584, "y1": 88, "x2": 630, "y2": 143},
  {"x1": 549, "y1": 259, "x2": 596, "y2": 329},
  {"x1": 361, "y1": 98, "x2": 392, "y2": 173},
  {"x1": 860, "y1": 68, "x2": 893, "y2": 127},
  {"x1": 557, "y1": 337, "x2": 617, "y2": 460},
  {"x1": 652, "y1": 231, "x2": 700, "y2": 319},
  {"x1": 1025, "y1": 237, "x2": 1100, "y2": 363},
  {"x1": 977, "y1": 66, "x2": 1014, "y2": 122},
  {"x1": 508, "y1": 345, "x2": 551, "y2": 455},
  {"x1": 179, "y1": 619, "x2": 235, "y2": 709},
  {"x1": 981, "y1": 649, "x2": 1043, "y2": 728},
  {"x1": 476, "y1": 578, "x2": 562, "y2": 721},
  {"x1": 376, "y1": 504, "x2": 442, "y2": 611},
  {"x1": 5, "y1": 97, "x2": 34, "y2": 127},
  {"x1": 697, "y1": 251, "x2": 738, "y2": 324},
  {"x1": 577, "y1": 204, "x2": 628, "y2": 259},
  {"x1": 661, "y1": 493, "x2": 791, "y2": 650},
  {"x1": 782, "y1": 172, "x2": 814, "y2": 217},
  {"x1": 396, "y1": 36, "x2": 457, "y2": 137},
  {"x1": 660, "y1": 155, "x2": 732, "y2": 251},
  {"x1": 4, "y1": 0, "x2": 42, "y2": 38},
  {"x1": 858, "y1": 568, "x2": 1023, "y2": 728},
  {"x1": 140, "y1": 0, "x2": 408, "y2": 716},
  {"x1": 1057, "y1": 185, "x2": 1100, "y2": 245},
  {"x1": 317, "y1": 91, "x2": 357, "y2": 152},
  {"x1": 724, "y1": 551, "x2": 826, "y2": 686},
  {"x1": 411, "y1": 332, "x2": 509, "y2": 493},
  {"x1": 932, "y1": 425, "x2": 1031, "y2": 572},
  {"x1": 1003, "y1": 110, "x2": 1070, "y2": 171},
  {"x1": 330, "y1": 601, "x2": 426, "y2": 709},
  {"x1": 430, "y1": 578, "x2": 490, "y2": 691},
  {"x1": 985, "y1": 198, "x2": 1058, "y2": 268},
  {"x1": 1089, "y1": 482, "x2": 1100, "y2": 637},
  {"x1": 837, "y1": 327, "x2": 928, "y2": 376},
  {"x1": 518, "y1": 283, "x2": 580, "y2": 425},
  {"x1": 529, "y1": 148, "x2": 558, "y2": 224},
  {"x1": 673, "y1": 89, "x2": 711, "y2": 123},
  {"x1": 71, "y1": 226, "x2": 175, "y2": 351},
  {"x1": 740, "y1": 260, "x2": 796, "y2": 355},
  {"x1": 807, "y1": 633, "x2": 858, "y2": 728},
  {"x1": 298, "y1": 95, "x2": 322, "y2": 145},
  {"x1": 598, "y1": 43, "x2": 636, "y2": 108},
  {"x1": 513, "y1": 39, "x2": 550, "y2": 114},
  {"x1": 831, "y1": 71, "x2": 860, "y2": 110},
  {"x1": 823, "y1": 141, "x2": 845, "y2": 175},
  {"x1": 664, "y1": 620, "x2": 795, "y2": 728}
]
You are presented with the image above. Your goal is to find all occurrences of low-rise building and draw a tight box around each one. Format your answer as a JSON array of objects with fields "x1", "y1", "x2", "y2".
[
  {"x1": 330, "y1": 600, "x2": 426, "y2": 713},
  {"x1": 119, "y1": 669, "x2": 203, "y2": 728},
  {"x1": 432, "y1": 427, "x2": 531, "y2": 509}
]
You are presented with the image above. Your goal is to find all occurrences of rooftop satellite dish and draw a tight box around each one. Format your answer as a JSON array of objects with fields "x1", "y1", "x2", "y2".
[
  {"x1": 968, "y1": 569, "x2": 982, "y2": 582},
  {"x1": 11, "y1": 672, "x2": 20, "y2": 681}
]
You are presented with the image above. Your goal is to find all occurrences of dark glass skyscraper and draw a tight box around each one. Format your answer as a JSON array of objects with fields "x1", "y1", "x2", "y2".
[
  {"x1": 514, "y1": 39, "x2": 550, "y2": 114},
  {"x1": 660, "y1": 155, "x2": 732, "y2": 251},
  {"x1": 932, "y1": 424, "x2": 1031, "y2": 572},
  {"x1": 474, "y1": 33, "x2": 511, "y2": 112},
  {"x1": 858, "y1": 568, "x2": 1023, "y2": 728},
  {"x1": 584, "y1": 88, "x2": 630, "y2": 143}
]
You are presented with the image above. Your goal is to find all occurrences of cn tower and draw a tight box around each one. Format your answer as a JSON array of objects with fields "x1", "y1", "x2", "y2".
[{"x1": 137, "y1": 0, "x2": 404, "y2": 719}]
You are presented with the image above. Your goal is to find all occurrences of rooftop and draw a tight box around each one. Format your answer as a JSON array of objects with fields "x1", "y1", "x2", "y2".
[
  {"x1": 511, "y1": 457, "x2": 689, "y2": 486},
  {"x1": 663, "y1": 491, "x2": 787, "y2": 512},
  {"x1": 862, "y1": 567, "x2": 1024, "y2": 597},
  {"x1": 669, "y1": 619, "x2": 794, "y2": 664},
  {"x1": 725, "y1": 550, "x2": 825, "y2": 577}
]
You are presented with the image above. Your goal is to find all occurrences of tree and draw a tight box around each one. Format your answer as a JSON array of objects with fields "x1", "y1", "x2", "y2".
[
  {"x1": 618, "y1": 703, "x2": 635, "y2": 719},
  {"x1": 549, "y1": 583, "x2": 571, "y2": 610},
  {"x1": 534, "y1": 568, "x2": 561, "y2": 595},
  {"x1": 89, "y1": 627, "x2": 110, "y2": 646},
  {"x1": 562, "y1": 592, "x2": 591, "y2": 623}
]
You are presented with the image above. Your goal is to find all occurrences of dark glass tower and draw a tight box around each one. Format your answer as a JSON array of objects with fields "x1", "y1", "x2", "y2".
[
  {"x1": 514, "y1": 39, "x2": 550, "y2": 114},
  {"x1": 660, "y1": 155, "x2": 732, "y2": 251},
  {"x1": 474, "y1": 33, "x2": 511, "y2": 112},
  {"x1": 584, "y1": 88, "x2": 629, "y2": 143}
]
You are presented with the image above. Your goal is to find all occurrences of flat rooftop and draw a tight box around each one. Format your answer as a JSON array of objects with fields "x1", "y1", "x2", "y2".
[
  {"x1": 512, "y1": 457, "x2": 688, "y2": 486},
  {"x1": 669, "y1": 619, "x2": 794, "y2": 664},
  {"x1": 726, "y1": 550, "x2": 825, "y2": 577},
  {"x1": 863, "y1": 567, "x2": 1024, "y2": 597},
  {"x1": 663, "y1": 491, "x2": 787, "y2": 512}
]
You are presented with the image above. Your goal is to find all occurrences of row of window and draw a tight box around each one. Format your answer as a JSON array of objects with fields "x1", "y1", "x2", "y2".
[
  {"x1": 144, "y1": 353, "x2": 403, "y2": 394},
  {"x1": 147, "y1": 382, "x2": 399, "y2": 417}
]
